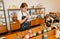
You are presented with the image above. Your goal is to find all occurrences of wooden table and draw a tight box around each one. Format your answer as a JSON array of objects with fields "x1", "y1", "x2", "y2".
[
  {"x1": 5, "y1": 26, "x2": 58, "y2": 39},
  {"x1": 6, "y1": 26, "x2": 44, "y2": 39}
]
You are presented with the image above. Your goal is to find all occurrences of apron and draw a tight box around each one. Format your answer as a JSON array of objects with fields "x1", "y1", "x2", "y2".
[{"x1": 20, "y1": 12, "x2": 30, "y2": 31}]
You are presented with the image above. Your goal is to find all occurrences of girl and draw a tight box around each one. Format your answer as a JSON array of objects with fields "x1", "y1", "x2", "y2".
[{"x1": 45, "y1": 15, "x2": 54, "y2": 27}]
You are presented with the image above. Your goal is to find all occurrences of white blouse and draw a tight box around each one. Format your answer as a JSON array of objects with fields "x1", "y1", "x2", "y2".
[{"x1": 17, "y1": 11, "x2": 31, "y2": 21}]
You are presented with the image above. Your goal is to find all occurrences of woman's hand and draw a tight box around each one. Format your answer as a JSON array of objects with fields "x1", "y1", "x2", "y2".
[{"x1": 26, "y1": 15, "x2": 28, "y2": 19}]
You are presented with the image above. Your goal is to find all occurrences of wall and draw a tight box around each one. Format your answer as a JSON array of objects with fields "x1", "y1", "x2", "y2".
[
  {"x1": 3, "y1": 0, "x2": 60, "y2": 30},
  {"x1": 4, "y1": 0, "x2": 60, "y2": 13}
]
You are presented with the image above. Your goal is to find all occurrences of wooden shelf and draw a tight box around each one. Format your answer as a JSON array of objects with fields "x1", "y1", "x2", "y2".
[
  {"x1": 0, "y1": 9, "x2": 4, "y2": 11},
  {"x1": 28, "y1": 8, "x2": 45, "y2": 9},
  {"x1": 8, "y1": 8, "x2": 20, "y2": 11},
  {"x1": 0, "y1": 25, "x2": 7, "y2": 34},
  {"x1": 10, "y1": 21, "x2": 20, "y2": 31},
  {"x1": 0, "y1": 0, "x2": 7, "y2": 34},
  {"x1": 8, "y1": 7, "x2": 45, "y2": 11},
  {"x1": 30, "y1": 18, "x2": 45, "y2": 26},
  {"x1": 0, "y1": 22, "x2": 6, "y2": 26}
]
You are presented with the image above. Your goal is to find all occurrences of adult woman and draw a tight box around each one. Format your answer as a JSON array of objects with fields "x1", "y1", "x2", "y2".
[{"x1": 17, "y1": 2, "x2": 31, "y2": 31}]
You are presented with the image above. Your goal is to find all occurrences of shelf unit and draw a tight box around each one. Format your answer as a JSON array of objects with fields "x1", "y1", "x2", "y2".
[
  {"x1": 0, "y1": 0, "x2": 7, "y2": 34},
  {"x1": 8, "y1": 8, "x2": 45, "y2": 31},
  {"x1": 28, "y1": 8, "x2": 45, "y2": 26},
  {"x1": 8, "y1": 9, "x2": 20, "y2": 31},
  {"x1": 28, "y1": 8, "x2": 45, "y2": 19}
]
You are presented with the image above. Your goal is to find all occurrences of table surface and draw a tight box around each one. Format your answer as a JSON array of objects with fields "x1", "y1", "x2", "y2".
[{"x1": 5, "y1": 26, "x2": 59, "y2": 39}]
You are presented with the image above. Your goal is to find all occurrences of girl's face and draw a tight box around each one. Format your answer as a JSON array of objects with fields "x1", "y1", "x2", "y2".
[{"x1": 21, "y1": 6, "x2": 28, "y2": 12}]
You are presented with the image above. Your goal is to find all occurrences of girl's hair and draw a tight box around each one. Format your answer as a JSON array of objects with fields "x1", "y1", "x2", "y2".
[{"x1": 20, "y1": 2, "x2": 28, "y2": 8}]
